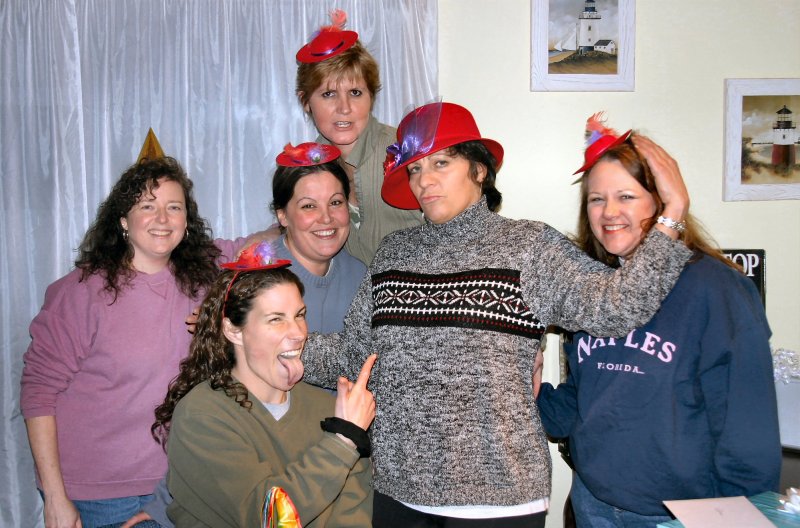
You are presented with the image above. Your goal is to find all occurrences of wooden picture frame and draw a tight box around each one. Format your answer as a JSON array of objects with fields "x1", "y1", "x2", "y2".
[
  {"x1": 723, "y1": 78, "x2": 800, "y2": 201},
  {"x1": 530, "y1": 0, "x2": 635, "y2": 92}
]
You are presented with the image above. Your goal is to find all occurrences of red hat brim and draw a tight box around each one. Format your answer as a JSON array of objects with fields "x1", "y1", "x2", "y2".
[
  {"x1": 296, "y1": 30, "x2": 359, "y2": 63},
  {"x1": 220, "y1": 259, "x2": 292, "y2": 271},
  {"x1": 381, "y1": 103, "x2": 504, "y2": 210},
  {"x1": 382, "y1": 139, "x2": 504, "y2": 210},
  {"x1": 573, "y1": 129, "x2": 632, "y2": 175}
]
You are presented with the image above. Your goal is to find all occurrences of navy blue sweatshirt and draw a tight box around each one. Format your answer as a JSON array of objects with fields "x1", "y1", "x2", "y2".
[{"x1": 537, "y1": 253, "x2": 781, "y2": 516}]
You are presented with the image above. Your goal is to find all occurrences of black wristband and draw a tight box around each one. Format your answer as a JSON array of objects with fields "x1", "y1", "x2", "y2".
[{"x1": 320, "y1": 417, "x2": 371, "y2": 458}]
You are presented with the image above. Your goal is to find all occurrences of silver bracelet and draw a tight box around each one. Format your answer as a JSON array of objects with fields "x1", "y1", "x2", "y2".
[{"x1": 656, "y1": 215, "x2": 686, "y2": 233}]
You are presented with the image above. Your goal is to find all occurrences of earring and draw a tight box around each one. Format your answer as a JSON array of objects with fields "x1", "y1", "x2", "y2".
[
  {"x1": 122, "y1": 229, "x2": 129, "y2": 240},
  {"x1": 184, "y1": 229, "x2": 189, "y2": 240}
]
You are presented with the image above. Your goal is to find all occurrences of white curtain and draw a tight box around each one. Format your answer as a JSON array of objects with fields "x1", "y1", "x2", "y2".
[{"x1": 0, "y1": 1, "x2": 437, "y2": 524}]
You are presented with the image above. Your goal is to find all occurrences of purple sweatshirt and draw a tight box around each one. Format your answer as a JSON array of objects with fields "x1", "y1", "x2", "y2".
[{"x1": 21, "y1": 267, "x2": 203, "y2": 500}]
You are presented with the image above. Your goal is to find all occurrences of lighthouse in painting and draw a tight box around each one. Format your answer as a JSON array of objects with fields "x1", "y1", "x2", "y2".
[
  {"x1": 772, "y1": 105, "x2": 797, "y2": 167},
  {"x1": 578, "y1": 0, "x2": 601, "y2": 54}
]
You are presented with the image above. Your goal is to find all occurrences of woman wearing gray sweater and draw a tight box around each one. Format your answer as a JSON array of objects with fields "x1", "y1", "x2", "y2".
[{"x1": 302, "y1": 102, "x2": 692, "y2": 528}]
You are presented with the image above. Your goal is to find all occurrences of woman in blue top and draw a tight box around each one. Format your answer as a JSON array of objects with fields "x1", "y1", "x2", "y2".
[{"x1": 536, "y1": 114, "x2": 781, "y2": 528}]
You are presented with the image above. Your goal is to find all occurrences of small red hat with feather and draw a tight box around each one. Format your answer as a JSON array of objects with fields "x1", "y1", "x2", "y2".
[
  {"x1": 221, "y1": 242, "x2": 291, "y2": 272},
  {"x1": 573, "y1": 112, "x2": 632, "y2": 175},
  {"x1": 276, "y1": 142, "x2": 340, "y2": 167},
  {"x1": 296, "y1": 9, "x2": 359, "y2": 64},
  {"x1": 220, "y1": 242, "x2": 292, "y2": 316}
]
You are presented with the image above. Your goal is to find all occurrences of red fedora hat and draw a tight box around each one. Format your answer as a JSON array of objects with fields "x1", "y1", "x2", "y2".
[{"x1": 382, "y1": 102, "x2": 504, "y2": 210}]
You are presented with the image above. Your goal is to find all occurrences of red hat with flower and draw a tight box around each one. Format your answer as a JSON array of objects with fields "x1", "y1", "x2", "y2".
[
  {"x1": 381, "y1": 102, "x2": 504, "y2": 210},
  {"x1": 276, "y1": 142, "x2": 340, "y2": 167},
  {"x1": 220, "y1": 242, "x2": 292, "y2": 315},
  {"x1": 296, "y1": 9, "x2": 359, "y2": 64},
  {"x1": 573, "y1": 112, "x2": 632, "y2": 175},
  {"x1": 221, "y1": 242, "x2": 291, "y2": 272}
]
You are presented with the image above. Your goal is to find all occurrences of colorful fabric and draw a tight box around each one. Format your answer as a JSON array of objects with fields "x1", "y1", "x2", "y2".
[{"x1": 262, "y1": 487, "x2": 301, "y2": 528}]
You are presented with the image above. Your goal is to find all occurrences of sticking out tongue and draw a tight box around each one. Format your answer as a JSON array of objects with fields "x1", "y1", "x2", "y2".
[{"x1": 278, "y1": 354, "x2": 304, "y2": 386}]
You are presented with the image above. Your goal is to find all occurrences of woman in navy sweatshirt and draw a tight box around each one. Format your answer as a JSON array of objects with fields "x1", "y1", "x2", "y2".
[{"x1": 536, "y1": 115, "x2": 781, "y2": 528}]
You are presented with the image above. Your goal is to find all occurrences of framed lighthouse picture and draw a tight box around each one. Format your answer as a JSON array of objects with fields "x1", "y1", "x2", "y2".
[
  {"x1": 724, "y1": 78, "x2": 800, "y2": 201},
  {"x1": 530, "y1": 0, "x2": 635, "y2": 92}
]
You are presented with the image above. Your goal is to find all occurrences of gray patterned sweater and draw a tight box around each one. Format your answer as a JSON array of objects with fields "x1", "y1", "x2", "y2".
[{"x1": 302, "y1": 197, "x2": 692, "y2": 508}]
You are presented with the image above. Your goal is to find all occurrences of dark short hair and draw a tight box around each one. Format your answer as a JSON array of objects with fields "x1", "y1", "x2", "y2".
[
  {"x1": 270, "y1": 160, "x2": 350, "y2": 214},
  {"x1": 446, "y1": 141, "x2": 502, "y2": 212}
]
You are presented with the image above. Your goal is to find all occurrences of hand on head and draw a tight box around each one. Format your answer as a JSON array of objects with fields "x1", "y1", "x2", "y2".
[
  {"x1": 631, "y1": 135, "x2": 690, "y2": 235},
  {"x1": 335, "y1": 354, "x2": 377, "y2": 431}
]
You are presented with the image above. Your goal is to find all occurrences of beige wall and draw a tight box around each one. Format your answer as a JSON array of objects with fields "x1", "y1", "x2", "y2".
[{"x1": 439, "y1": 1, "x2": 800, "y2": 526}]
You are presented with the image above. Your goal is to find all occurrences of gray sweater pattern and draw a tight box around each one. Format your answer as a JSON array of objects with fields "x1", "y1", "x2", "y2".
[{"x1": 302, "y1": 198, "x2": 691, "y2": 507}]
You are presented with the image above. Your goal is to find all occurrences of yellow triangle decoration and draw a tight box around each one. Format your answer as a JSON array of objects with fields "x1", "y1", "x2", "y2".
[{"x1": 137, "y1": 128, "x2": 165, "y2": 162}]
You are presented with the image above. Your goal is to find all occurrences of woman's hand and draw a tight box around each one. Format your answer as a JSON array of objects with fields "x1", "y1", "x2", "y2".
[
  {"x1": 120, "y1": 511, "x2": 151, "y2": 528},
  {"x1": 185, "y1": 306, "x2": 200, "y2": 334},
  {"x1": 632, "y1": 135, "x2": 690, "y2": 239},
  {"x1": 26, "y1": 416, "x2": 82, "y2": 527},
  {"x1": 533, "y1": 348, "x2": 544, "y2": 399},
  {"x1": 43, "y1": 493, "x2": 81, "y2": 528},
  {"x1": 335, "y1": 354, "x2": 377, "y2": 431}
]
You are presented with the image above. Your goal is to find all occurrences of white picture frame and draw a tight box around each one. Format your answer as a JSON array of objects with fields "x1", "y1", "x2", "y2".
[
  {"x1": 724, "y1": 78, "x2": 800, "y2": 201},
  {"x1": 530, "y1": 0, "x2": 635, "y2": 92}
]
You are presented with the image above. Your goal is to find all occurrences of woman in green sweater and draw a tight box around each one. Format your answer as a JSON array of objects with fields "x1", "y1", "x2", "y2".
[
  {"x1": 294, "y1": 9, "x2": 423, "y2": 264},
  {"x1": 151, "y1": 247, "x2": 377, "y2": 527}
]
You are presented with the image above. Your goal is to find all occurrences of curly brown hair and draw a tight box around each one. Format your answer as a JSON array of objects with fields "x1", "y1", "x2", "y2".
[
  {"x1": 74, "y1": 156, "x2": 221, "y2": 301},
  {"x1": 152, "y1": 267, "x2": 305, "y2": 449},
  {"x1": 574, "y1": 137, "x2": 738, "y2": 271}
]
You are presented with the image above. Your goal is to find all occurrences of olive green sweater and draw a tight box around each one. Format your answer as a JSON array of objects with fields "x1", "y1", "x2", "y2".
[
  {"x1": 318, "y1": 116, "x2": 423, "y2": 265},
  {"x1": 167, "y1": 381, "x2": 372, "y2": 527}
]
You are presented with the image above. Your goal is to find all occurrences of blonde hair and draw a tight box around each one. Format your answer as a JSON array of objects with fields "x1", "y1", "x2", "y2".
[{"x1": 296, "y1": 41, "x2": 381, "y2": 110}]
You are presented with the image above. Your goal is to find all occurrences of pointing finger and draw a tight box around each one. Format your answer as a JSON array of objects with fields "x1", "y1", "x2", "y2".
[{"x1": 353, "y1": 354, "x2": 378, "y2": 389}]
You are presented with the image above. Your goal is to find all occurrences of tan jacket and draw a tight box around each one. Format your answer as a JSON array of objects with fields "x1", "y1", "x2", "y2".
[{"x1": 318, "y1": 116, "x2": 422, "y2": 265}]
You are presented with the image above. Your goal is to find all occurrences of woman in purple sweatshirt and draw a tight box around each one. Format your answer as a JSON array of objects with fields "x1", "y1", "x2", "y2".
[{"x1": 21, "y1": 156, "x2": 220, "y2": 528}]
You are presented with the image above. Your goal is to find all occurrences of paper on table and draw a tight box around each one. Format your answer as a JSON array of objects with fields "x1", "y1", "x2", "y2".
[{"x1": 663, "y1": 496, "x2": 773, "y2": 528}]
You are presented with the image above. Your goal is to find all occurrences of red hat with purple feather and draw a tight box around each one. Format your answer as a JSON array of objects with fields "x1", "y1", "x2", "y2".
[
  {"x1": 220, "y1": 242, "x2": 292, "y2": 316},
  {"x1": 276, "y1": 142, "x2": 340, "y2": 167}
]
